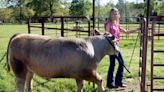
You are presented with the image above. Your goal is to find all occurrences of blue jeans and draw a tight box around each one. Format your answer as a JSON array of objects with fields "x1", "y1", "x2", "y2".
[{"x1": 107, "y1": 52, "x2": 124, "y2": 87}]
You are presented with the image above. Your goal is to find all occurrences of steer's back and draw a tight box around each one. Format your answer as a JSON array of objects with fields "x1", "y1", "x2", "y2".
[{"x1": 9, "y1": 34, "x2": 95, "y2": 78}]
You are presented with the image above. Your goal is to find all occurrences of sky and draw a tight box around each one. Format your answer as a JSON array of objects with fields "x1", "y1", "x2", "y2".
[{"x1": 100, "y1": 0, "x2": 144, "y2": 5}]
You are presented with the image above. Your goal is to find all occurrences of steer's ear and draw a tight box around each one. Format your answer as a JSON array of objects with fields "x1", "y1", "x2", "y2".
[{"x1": 94, "y1": 29, "x2": 101, "y2": 35}]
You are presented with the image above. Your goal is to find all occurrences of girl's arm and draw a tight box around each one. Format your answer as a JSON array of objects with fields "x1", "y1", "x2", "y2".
[{"x1": 120, "y1": 27, "x2": 140, "y2": 34}]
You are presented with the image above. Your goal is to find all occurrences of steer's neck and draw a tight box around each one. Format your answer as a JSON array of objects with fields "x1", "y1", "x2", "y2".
[{"x1": 89, "y1": 36, "x2": 110, "y2": 63}]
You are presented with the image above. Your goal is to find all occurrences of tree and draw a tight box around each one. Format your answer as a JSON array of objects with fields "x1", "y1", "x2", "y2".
[
  {"x1": 96, "y1": 2, "x2": 113, "y2": 22},
  {"x1": 26, "y1": 0, "x2": 47, "y2": 17},
  {"x1": 60, "y1": 0, "x2": 71, "y2": 15},
  {"x1": 116, "y1": 0, "x2": 126, "y2": 22},
  {"x1": 27, "y1": 0, "x2": 62, "y2": 17},
  {"x1": 0, "y1": 8, "x2": 13, "y2": 23},
  {"x1": 69, "y1": 0, "x2": 91, "y2": 16},
  {"x1": 69, "y1": 0, "x2": 79, "y2": 16},
  {"x1": 45, "y1": 0, "x2": 61, "y2": 16},
  {"x1": 6, "y1": 0, "x2": 64, "y2": 23},
  {"x1": 142, "y1": 0, "x2": 164, "y2": 16},
  {"x1": 7, "y1": 0, "x2": 34, "y2": 23},
  {"x1": 158, "y1": 0, "x2": 164, "y2": 15},
  {"x1": 83, "y1": 0, "x2": 92, "y2": 16},
  {"x1": 151, "y1": 0, "x2": 164, "y2": 16}
]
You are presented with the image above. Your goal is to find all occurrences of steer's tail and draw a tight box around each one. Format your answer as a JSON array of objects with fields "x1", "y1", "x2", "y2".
[{"x1": 6, "y1": 33, "x2": 20, "y2": 72}]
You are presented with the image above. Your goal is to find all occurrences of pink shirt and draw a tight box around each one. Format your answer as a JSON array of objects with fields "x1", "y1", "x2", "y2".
[{"x1": 104, "y1": 21, "x2": 122, "y2": 44}]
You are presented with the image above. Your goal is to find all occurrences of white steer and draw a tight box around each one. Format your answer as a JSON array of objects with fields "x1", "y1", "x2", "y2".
[{"x1": 6, "y1": 33, "x2": 119, "y2": 92}]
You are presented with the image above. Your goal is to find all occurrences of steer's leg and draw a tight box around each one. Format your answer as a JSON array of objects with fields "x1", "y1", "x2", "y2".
[
  {"x1": 26, "y1": 71, "x2": 33, "y2": 92},
  {"x1": 10, "y1": 58, "x2": 27, "y2": 92},
  {"x1": 87, "y1": 71, "x2": 104, "y2": 92},
  {"x1": 15, "y1": 77, "x2": 26, "y2": 92},
  {"x1": 96, "y1": 73, "x2": 104, "y2": 92},
  {"x1": 76, "y1": 79, "x2": 84, "y2": 92}
]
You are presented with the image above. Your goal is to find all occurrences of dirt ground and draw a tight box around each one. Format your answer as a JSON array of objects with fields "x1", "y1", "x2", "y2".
[{"x1": 109, "y1": 78, "x2": 140, "y2": 92}]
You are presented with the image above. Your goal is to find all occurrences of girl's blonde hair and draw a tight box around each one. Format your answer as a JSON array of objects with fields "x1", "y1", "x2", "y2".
[{"x1": 109, "y1": 7, "x2": 120, "y2": 24}]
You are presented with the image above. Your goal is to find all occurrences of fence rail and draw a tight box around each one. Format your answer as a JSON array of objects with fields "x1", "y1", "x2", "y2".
[
  {"x1": 28, "y1": 16, "x2": 91, "y2": 37},
  {"x1": 27, "y1": 16, "x2": 164, "y2": 39}
]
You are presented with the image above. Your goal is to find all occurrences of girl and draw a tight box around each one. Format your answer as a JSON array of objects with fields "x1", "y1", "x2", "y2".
[{"x1": 104, "y1": 7, "x2": 140, "y2": 88}]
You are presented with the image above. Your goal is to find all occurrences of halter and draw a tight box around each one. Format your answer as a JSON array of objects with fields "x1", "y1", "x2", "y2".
[{"x1": 104, "y1": 35, "x2": 116, "y2": 51}]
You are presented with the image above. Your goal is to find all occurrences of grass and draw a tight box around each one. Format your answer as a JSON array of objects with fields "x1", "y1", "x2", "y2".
[{"x1": 0, "y1": 24, "x2": 164, "y2": 92}]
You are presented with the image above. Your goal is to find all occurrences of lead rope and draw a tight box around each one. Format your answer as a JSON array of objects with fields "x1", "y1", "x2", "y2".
[
  {"x1": 113, "y1": 23, "x2": 131, "y2": 73},
  {"x1": 127, "y1": 32, "x2": 140, "y2": 71},
  {"x1": 104, "y1": 36, "x2": 130, "y2": 73}
]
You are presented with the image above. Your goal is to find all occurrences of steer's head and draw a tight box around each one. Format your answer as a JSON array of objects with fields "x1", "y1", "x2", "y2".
[{"x1": 104, "y1": 34, "x2": 120, "y2": 55}]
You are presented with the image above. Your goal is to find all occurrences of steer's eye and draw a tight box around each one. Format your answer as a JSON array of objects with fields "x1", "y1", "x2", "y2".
[{"x1": 111, "y1": 35, "x2": 115, "y2": 40}]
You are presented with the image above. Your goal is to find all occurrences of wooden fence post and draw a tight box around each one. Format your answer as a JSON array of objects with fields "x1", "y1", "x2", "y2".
[
  {"x1": 41, "y1": 18, "x2": 45, "y2": 35},
  {"x1": 61, "y1": 17, "x2": 64, "y2": 37},
  {"x1": 28, "y1": 18, "x2": 31, "y2": 34}
]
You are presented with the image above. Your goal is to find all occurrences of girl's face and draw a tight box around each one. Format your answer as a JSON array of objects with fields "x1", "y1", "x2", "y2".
[{"x1": 110, "y1": 11, "x2": 119, "y2": 21}]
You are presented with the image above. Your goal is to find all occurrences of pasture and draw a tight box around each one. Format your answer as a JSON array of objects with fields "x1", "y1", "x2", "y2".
[{"x1": 0, "y1": 24, "x2": 164, "y2": 92}]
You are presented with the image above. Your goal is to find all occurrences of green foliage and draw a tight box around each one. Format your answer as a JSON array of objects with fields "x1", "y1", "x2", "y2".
[
  {"x1": 7, "y1": 0, "x2": 62, "y2": 22},
  {"x1": 158, "y1": 1, "x2": 164, "y2": 15},
  {"x1": 26, "y1": 0, "x2": 47, "y2": 16},
  {"x1": 95, "y1": 2, "x2": 113, "y2": 22},
  {"x1": 69, "y1": 0, "x2": 91, "y2": 16},
  {"x1": 69, "y1": 0, "x2": 81, "y2": 16},
  {"x1": 6, "y1": 0, "x2": 34, "y2": 23},
  {"x1": 83, "y1": 0, "x2": 92, "y2": 16},
  {"x1": 44, "y1": 0, "x2": 61, "y2": 16},
  {"x1": 142, "y1": 0, "x2": 164, "y2": 16},
  {"x1": 0, "y1": 8, "x2": 13, "y2": 22},
  {"x1": 11, "y1": 7, "x2": 35, "y2": 23},
  {"x1": 60, "y1": 0, "x2": 71, "y2": 16},
  {"x1": 115, "y1": 1, "x2": 145, "y2": 22},
  {"x1": 133, "y1": 3, "x2": 145, "y2": 17},
  {"x1": 116, "y1": 0, "x2": 126, "y2": 22},
  {"x1": 1, "y1": 0, "x2": 163, "y2": 23}
]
